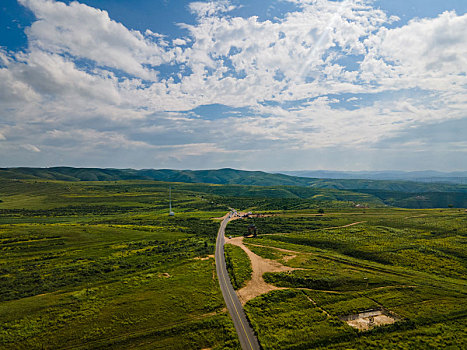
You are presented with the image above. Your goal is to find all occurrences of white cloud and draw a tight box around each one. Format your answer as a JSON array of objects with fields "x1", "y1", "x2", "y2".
[
  {"x1": 174, "y1": 0, "x2": 399, "y2": 107},
  {"x1": 361, "y1": 11, "x2": 467, "y2": 90},
  {"x1": 173, "y1": 38, "x2": 188, "y2": 46},
  {"x1": 1, "y1": 0, "x2": 466, "y2": 169},
  {"x1": 0, "y1": 49, "x2": 10, "y2": 66},
  {"x1": 189, "y1": 1, "x2": 237, "y2": 18},
  {"x1": 46, "y1": 128, "x2": 154, "y2": 150},
  {"x1": 22, "y1": 144, "x2": 41, "y2": 152},
  {"x1": 157, "y1": 142, "x2": 231, "y2": 155},
  {"x1": 0, "y1": 67, "x2": 40, "y2": 104},
  {"x1": 19, "y1": 0, "x2": 173, "y2": 80}
]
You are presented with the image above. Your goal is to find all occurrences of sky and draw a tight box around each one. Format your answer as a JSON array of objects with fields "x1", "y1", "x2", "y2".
[{"x1": 0, "y1": 0, "x2": 466, "y2": 171}]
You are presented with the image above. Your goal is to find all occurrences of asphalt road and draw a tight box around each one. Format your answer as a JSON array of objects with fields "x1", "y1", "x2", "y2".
[{"x1": 215, "y1": 213, "x2": 261, "y2": 350}]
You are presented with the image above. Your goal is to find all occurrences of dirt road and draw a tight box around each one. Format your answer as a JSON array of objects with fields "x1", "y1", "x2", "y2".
[{"x1": 226, "y1": 236, "x2": 294, "y2": 304}]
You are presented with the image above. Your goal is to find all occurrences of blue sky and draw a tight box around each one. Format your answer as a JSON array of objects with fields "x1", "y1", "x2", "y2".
[{"x1": 0, "y1": 0, "x2": 466, "y2": 171}]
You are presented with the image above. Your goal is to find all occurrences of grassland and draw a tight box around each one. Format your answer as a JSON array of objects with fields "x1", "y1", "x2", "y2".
[
  {"x1": 1, "y1": 176, "x2": 466, "y2": 349},
  {"x1": 226, "y1": 208, "x2": 467, "y2": 349},
  {"x1": 224, "y1": 244, "x2": 252, "y2": 290},
  {"x1": 0, "y1": 178, "x2": 240, "y2": 349}
]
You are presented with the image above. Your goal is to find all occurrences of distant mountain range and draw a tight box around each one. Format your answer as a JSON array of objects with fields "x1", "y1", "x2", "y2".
[
  {"x1": 0, "y1": 167, "x2": 309, "y2": 186},
  {"x1": 279, "y1": 170, "x2": 467, "y2": 184},
  {"x1": 1, "y1": 167, "x2": 466, "y2": 208},
  {"x1": 1, "y1": 167, "x2": 466, "y2": 191}
]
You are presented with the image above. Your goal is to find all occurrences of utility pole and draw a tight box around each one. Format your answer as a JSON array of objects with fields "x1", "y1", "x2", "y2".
[{"x1": 169, "y1": 186, "x2": 175, "y2": 216}]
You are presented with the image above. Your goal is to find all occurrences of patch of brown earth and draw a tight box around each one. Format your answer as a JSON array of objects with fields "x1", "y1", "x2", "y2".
[
  {"x1": 194, "y1": 254, "x2": 214, "y2": 260},
  {"x1": 282, "y1": 254, "x2": 297, "y2": 262},
  {"x1": 226, "y1": 236, "x2": 295, "y2": 304},
  {"x1": 340, "y1": 309, "x2": 399, "y2": 331}
]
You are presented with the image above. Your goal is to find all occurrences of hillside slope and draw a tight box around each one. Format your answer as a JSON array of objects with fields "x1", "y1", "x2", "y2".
[
  {"x1": 1, "y1": 167, "x2": 466, "y2": 191},
  {"x1": 1, "y1": 167, "x2": 466, "y2": 208}
]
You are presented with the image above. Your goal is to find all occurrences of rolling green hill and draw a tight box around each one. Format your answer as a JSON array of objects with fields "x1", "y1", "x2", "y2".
[
  {"x1": 1, "y1": 167, "x2": 466, "y2": 208},
  {"x1": 1, "y1": 167, "x2": 466, "y2": 191}
]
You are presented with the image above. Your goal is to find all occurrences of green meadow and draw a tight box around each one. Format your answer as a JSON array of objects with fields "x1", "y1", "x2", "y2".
[
  {"x1": 1, "y1": 176, "x2": 466, "y2": 349},
  {"x1": 224, "y1": 244, "x2": 252, "y2": 290},
  {"x1": 226, "y1": 209, "x2": 467, "y2": 349},
  {"x1": 0, "y1": 179, "x2": 239, "y2": 349}
]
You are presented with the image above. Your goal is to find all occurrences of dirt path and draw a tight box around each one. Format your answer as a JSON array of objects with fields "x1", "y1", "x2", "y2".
[
  {"x1": 404, "y1": 214, "x2": 428, "y2": 219},
  {"x1": 261, "y1": 221, "x2": 367, "y2": 237},
  {"x1": 245, "y1": 243, "x2": 299, "y2": 254},
  {"x1": 226, "y1": 236, "x2": 295, "y2": 304},
  {"x1": 303, "y1": 293, "x2": 330, "y2": 316},
  {"x1": 325, "y1": 221, "x2": 367, "y2": 230}
]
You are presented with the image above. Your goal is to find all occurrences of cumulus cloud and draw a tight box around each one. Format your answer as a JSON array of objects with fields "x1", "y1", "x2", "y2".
[
  {"x1": 189, "y1": 1, "x2": 237, "y2": 18},
  {"x1": 1, "y1": 0, "x2": 466, "y2": 169},
  {"x1": 19, "y1": 0, "x2": 173, "y2": 80},
  {"x1": 361, "y1": 10, "x2": 467, "y2": 90},
  {"x1": 0, "y1": 67, "x2": 40, "y2": 104}
]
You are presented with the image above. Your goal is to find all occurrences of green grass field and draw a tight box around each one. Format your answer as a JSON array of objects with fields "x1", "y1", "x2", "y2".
[
  {"x1": 224, "y1": 244, "x2": 252, "y2": 290},
  {"x1": 0, "y1": 178, "x2": 240, "y2": 349},
  {"x1": 225, "y1": 209, "x2": 467, "y2": 349},
  {"x1": 1, "y1": 177, "x2": 466, "y2": 349}
]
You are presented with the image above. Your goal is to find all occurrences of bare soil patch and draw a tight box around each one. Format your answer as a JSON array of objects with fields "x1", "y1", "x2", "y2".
[
  {"x1": 194, "y1": 254, "x2": 214, "y2": 261},
  {"x1": 340, "y1": 309, "x2": 400, "y2": 331},
  {"x1": 226, "y1": 236, "x2": 295, "y2": 304},
  {"x1": 282, "y1": 254, "x2": 297, "y2": 262}
]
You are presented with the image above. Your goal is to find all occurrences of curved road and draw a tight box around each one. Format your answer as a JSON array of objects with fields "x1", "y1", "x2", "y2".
[{"x1": 215, "y1": 213, "x2": 260, "y2": 350}]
